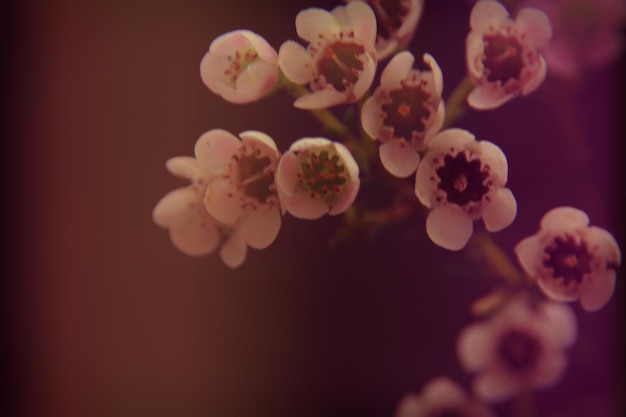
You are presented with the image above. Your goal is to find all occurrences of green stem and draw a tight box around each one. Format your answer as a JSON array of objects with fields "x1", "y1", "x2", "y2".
[{"x1": 442, "y1": 76, "x2": 475, "y2": 129}]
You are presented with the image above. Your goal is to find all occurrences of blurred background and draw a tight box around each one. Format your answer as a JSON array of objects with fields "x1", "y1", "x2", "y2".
[{"x1": 3, "y1": 0, "x2": 624, "y2": 416}]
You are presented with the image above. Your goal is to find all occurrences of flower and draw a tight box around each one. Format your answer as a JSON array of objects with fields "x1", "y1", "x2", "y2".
[
  {"x1": 457, "y1": 296, "x2": 577, "y2": 402},
  {"x1": 347, "y1": 0, "x2": 425, "y2": 60},
  {"x1": 278, "y1": 2, "x2": 377, "y2": 109},
  {"x1": 361, "y1": 51, "x2": 444, "y2": 178},
  {"x1": 522, "y1": 0, "x2": 626, "y2": 80},
  {"x1": 153, "y1": 129, "x2": 282, "y2": 268},
  {"x1": 414, "y1": 128, "x2": 517, "y2": 251},
  {"x1": 466, "y1": 0, "x2": 552, "y2": 109},
  {"x1": 394, "y1": 377, "x2": 494, "y2": 417},
  {"x1": 514, "y1": 206, "x2": 622, "y2": 311},
  {"x1": 276, "y1": 138, "x2": 360, "y2": 219},
  {"x1": 200, "y1": 30, "x2": 279, "y2": 104}
]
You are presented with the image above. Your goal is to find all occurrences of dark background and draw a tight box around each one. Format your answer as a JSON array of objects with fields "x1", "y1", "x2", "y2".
[{"x1": 3, "y1": 0, "x2": 624, "y2": 416}]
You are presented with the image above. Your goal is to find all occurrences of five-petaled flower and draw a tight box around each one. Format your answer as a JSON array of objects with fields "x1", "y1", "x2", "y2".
[
  {"x1": 276, "y1": 138, "x2": 360, "y2": 219},
  {"x1": 466, "y1": 0, "x2": 552, "y2": 109},
  {"x1": 278, "y1": 2, "x2": 377, "y2": 109},
  {"x1": 515, "y1": 206, "x2": 622, "y2": 311},
  {"x1": 415, "y1": 128, "x2": 517, "y2": 251},
  {"x1": 200, "y1": 30, "x2": 280, "y2": 104},
  {"x1": 457, "y1": 296, "x2": 577, "y2": 403},
  {"x1": 361, "y1": 51, "x2": 444, "y2": 178},
  {"x1": 394, "y1": 377, "x2": 495, "y2": 417},
  {"x1": 348, "y1": 0, "x2": 425, "y2": 60}
]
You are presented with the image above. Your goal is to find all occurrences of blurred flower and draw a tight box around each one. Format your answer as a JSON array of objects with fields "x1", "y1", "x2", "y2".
[
  {"x1": 515, "y1": 206, "x2": 621, "y2": 311},
  {"x1": 466, "y1": 0, "x2": 552, "y2": 109},
  {"x1": 347, "y1": 0, "x2": 424, "y2": 60},
  {"x1": 458, "y1": 296, "x2": 577, "y2": 402},
  {"x1": 394, "y1": 377, "x2": 495, "y2": 417},
  {"x1": 522, "y1": 0, "x2": 626, "y2": 79},
  {"x1": 153, "y1": 129, "x2": 282, "y2": 268},
  {"x1": 278, "y1": 2, "x2": 377, "y2": 109},
  {"x1": 200, "y1": 30, "x2": 279, "y2": 104},
  {"x1": 361, "y1": 51, "x2": 444, "y2": 178},
  {"x1": 415, "y1": 128, "x2": 517, "y2": 251},
  {"x1": 276, "y1": 138, "x2": 360, "y2": 219}
]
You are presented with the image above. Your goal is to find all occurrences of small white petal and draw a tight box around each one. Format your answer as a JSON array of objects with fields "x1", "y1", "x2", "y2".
[
  {"x1": 153, "y1": 187, "x2": 199, "y2": 228},
  {"x1": 536, "y1": 277, "x2": 580, "y2": 302},
  {"x1": 515, "y1": 8, "x2": 552, "y2": 51},
  {"x1": 414, "y1": 157, "x2": 436, "y2": 208},
  {"x1": 329, "y1": 180, "x2": 360, "y2": 215},
  {"x1": 290, "y1": 137, "x2": 333, "y2": 153},
  {"x1": 194, "y1": 129, "x2": 240, "y2": 173},
  {"x1": 394, "y1": 394, "x2": 425, "y2": 417},
  {"x1": 466, "y1": 31, "x2": 486, "y2": 79},
  {"x1": 426, "y1": 205, "x2": 474, "y2": 251},
  {"x1": 429, "y1": 128, "x2": 475, "y2": 151},
  {"x1": 537, "y1": 302, "x2": 577, "y2": 348},
  {"x1": 276, "y1": 152, "x2": 299, "y2": 197},
  {"x1": 379, "y1": 139, "x2": 421, "y2": 178},
  {"x1": 240, "y1": 130, "x2": 280, "y2": 159},
  {"x1": 423, "y1": 53, "x2": 443, "y2": 97},
  {"x1": 204, "y1": 178, "x2": 244, "y2": 225},
  {"x1": 295, "y1": 8, "x2": 340, "y2": 42},
  {"x1": 165, "y1": 157, "x2": 206, "y2": 182},
  {"x1": 333, "y1": 142, "x2": 360, "y2": 180},
  {"x1": 242, "y1": 31, "x2": 278, "y2": 63},
  {"x1": 240, "y1": 206, "x2": 281, "y2": 249},
  {"x1": 424, "y1": 100, "x2": 446, "y2": 144},
  {"x1": 294, "y1": 88, "x2": 347, "y2": 109},
  {"x1": 360, "y1": 95, "x2": 384, "y2": 139},
  {"x1": 579, "y1": 270, "x2": 616, "y2": 311},
  {"x1": 169, "y1": 210, "x2": 220, "y2": 257},
  {"x1": 479, "y1": 140, "x2": 508, "y2": 186},
  {"x1": 588, "y1": 226, "x2": 622, "y2": 264},
  {"x1": 209, "y1": 30, "x2": 251, "y2": 55},
  {"x1": 226, "y1": 60, "x2": 278, "y2": 103},
  {"x1": 278, "y1": 41, "x2": 315, "y2": 85},
  {"x1": 482, "y1": 187, "x2": 517, "y2": 232},
  {"x1": 200, "y1": 53, "x2": 231, "y2": 93},
  {"x1": 220, "y1": 231, "x2": 247, "y2": 268},
  {"x1": 345, "y1": 1, "x2": 377, "y2": 51},
  {"x1": 470, "y1": 0, "x2": 510, "y2": 32},
  {"x1": 468, "y1": 84, "x2": 516, "y2": 110},
  {"x1": 285, "y1": 192, "x2": 329, "y2": 220},
  {"x1": 457, "y1": 323, "x2": 494, "y2": 372},
  {"x1": 514, "y1": 235, "x2": 543, "y2": 276},
  {"x1": 380, "y1": 51, "x2": 414, "y2": 90},
  {"x1": 531, "y1": 354, "x2": 567, "y2": 389},
  {"x1": 521, "y1": 55, "x2": 547, "y2": 96},
  {"x1": 539, "y1": 206, "x2": 589, "y2": 231},
  {"x1": 423, "y1": 377, "x2": 467, "y2": 407},
  {"x1": 473, "y1": 371, "x2": 520, "y2": 403},
  {"x1": 351, "y1": 53, "x2": 377, "y2": 102}
]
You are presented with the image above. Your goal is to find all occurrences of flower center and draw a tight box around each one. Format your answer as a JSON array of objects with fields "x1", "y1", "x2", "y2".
[
  {"x1": 297, "y1": 148, "x2": 347, "y2": 202},
  {"x1": 230, "y1": 143, "x2": 276, "y2": 206},
  {"x1": 381, "y1": 84, "x2": 431, "y2": 142},
  {"x1": 224, "y1": 48, "x2": 258, "y2": 83},
  {"x1": 498, "y1": 328, "x2": 541, "y2": 373},
  {"x1": 366, "y1": 0, "x2": 410, "y2": 40},
  {"x1": 482, "y1": 34, "x2": 525, "y2": 84},
  {"x1": 543, "y1": 234, "x2": 593, "y2": 286},
  {"x1": 435, "y1": 152, "x2": 490, "y2": 206},
  {"x1": 317, "y1": 42, "x2": 365, "y2": 91}
]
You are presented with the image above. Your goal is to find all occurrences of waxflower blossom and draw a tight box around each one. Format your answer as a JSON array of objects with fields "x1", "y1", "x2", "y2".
[
  {"x1": 466, "y1": 0, "x2": 552, "y2": 109},
  {"x1": 458, "y1": 297, "x2": 577, "y2": 403},
  {"x1": 514, "y1": 206, "x2": 621, "y2": 311},
  {"x1": 394, "y1": 377, "x2": 495, "y2": 417},
  {"x1": 278, "y1": 2, "x2": 377, "y2": 109},
  {"x1": 522, "y1": 0, "x2": 626, "y2": 79},
  {"x1": 347, "y1": 0, "x2": 425, "y2": 60},
  {"x1": 276, "y1": 138, "x2": 360, "y2": 220},
  {"x1": 361, "y1": 51, "x2": 444, "y2": 178},
  {"x1": 415, "y1": 128, "x2": 517, "y2": 251},
  {"x1": 200, "y1": 30, "x2": 279, "y2": 104}
]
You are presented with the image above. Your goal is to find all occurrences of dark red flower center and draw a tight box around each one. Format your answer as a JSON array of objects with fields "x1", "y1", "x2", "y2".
[
  {"x1": 317, "y1": 42, "x2": 365, "y2": 91},
  {"x1": 381, "y1": 85, "x2": 431, "y2": 141},
  {"x1": 498, "y1": 328, "x2": 541, "y2": 373},
  {"x1": 435, "y1": 152, "x2": 490, "y2": 206},
  {"x1": 482, "y1": 34, "x2": 525, "y2": 83},
  {"x1": 543, "y1": 234, "x2": 593, "y2": 285}
]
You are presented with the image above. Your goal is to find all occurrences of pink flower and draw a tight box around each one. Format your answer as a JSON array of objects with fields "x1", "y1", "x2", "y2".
[
  {"x1": 347, "y1": 0, "x2": 425, "y2": 60},
  {"x1": 361, "y1": 51, "x2": 444, "y2": 178},
  {"x1": 466, "y1": 0, "x2": 552, "y2": 109},
  {"x1": 515, "y1": 206, "x2": 622, "y2": 311},
  {"x1": 394, "y1": 377, "x2": 494, "y2": 417},
  {"x1": 153, "y1": 129, "x2": 282, "y2": 268},
  {"x1": 522, "y1": 0, "x2": 626, "y2": 79},
  {"x1": 200, "y1": 30, "x2": 279, "y2": 104},
  {"x1": 415, "y1": 128, "x2": 517, "y2": 251},
  {"x1": 458, "y1": 296, "x2": 577, "y2": 403},
  {"x1": 276, "y1": 138, "x2": 360, "y2": 219},
  {"x1": 278, "y1": 2, "x2": 377, "y2": 109}
]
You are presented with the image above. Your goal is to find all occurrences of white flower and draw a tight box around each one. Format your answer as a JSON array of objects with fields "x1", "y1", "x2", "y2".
[
  {"x1": 395, "y1": 377, "x2": 495, "y2": 417},
  {"x1": 514, "y1": 206, "x2": 622, "y2": 311},
  {"x1": 466, "y1": 0, "x2": 552, "y2": 109},
  {"x1": 278, "y1": 2, "x2": 377, "y2": 109},
  {"x1": 415, "y1": 128, "x2": 517, "y2": 251},
  {"x1": 361, "y1": 51, "x2": 444, "y2": 178},
  {"x1": 153, "y1": 129, "x2": 282, "y2": 268},
  {"x1": 457, "y1": 296, "x2": 577, "y2": 403},
  {"x1": 200, "y1": 30, "x2": 279, "y2": 104},
  {"x1": 276, "y1": 138, "x2": 360, "y2": 219},
  {"x1": 347, "y1": 0, "x2": 424, "y2": 60}
]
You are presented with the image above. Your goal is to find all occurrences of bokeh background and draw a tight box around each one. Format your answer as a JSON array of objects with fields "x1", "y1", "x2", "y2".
[{"x1": 4, "y1": 0, "x2": 625, "y2": 416}]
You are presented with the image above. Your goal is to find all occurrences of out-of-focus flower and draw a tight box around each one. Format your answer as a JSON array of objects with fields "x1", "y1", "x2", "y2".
[
  {"x1": 153, "y1": 129, "x2": 282, "y2": 268},
  {"x1": 200, "y1": 30, "x2": 279, "y2": 104},
  {"x1": 515, "y1": 206, "x2": 621, "y2": 311},
  {"x1": 361, "y1": 51, "x2": 444, "y2": 178},
  {"x1": 347, "y1": 0, "x2": 424, "y2": 60},
  {"x1": 276, "y1": 138, "x2": 360, "y2": 219},
  {"x1": 415, "y1": 128, "x2": 517, "y2": 251},
  {"x1": 394, "y1": 377, "x2": 495, "y2": 417},
  {"x1": 458, "y1": 296, "x2": 577, "y2": 403},
  {"x1": 522, "y1": 0, "x2": 626, "y2": 79},
  {"x1": 466, "y1": 0, "x2": 552, "y2": 109},
  {"x1": 278, "y1": 2, "x2": 377, "y2": 109}
]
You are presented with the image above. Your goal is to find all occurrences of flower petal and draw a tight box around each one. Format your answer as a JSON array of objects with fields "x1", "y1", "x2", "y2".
[
  {"x1": 351, "y1": 53, "x2": 377, "y2": 102},
  {"x1": 457, "y1": 323, "x2": 494, "y2": 372},
  {"x1": 360, "y1": 95, "x2": 384, "y2": 139},
  {"x1": 285, "y1": 192, "x2": 329, "y2": 220},
  {"x1": 276, "y1": 151, "x2": 299, "y2": 197},
  {"x1": 278, "y1": 41, "x2": 315, "y2": 85},
  {"x1": 531, "y1": 354, "x2": 567, "y2": 389},
  {"x1": 539, "y1": 206, "x2": 589, "y2": 231},
  {"x1": 333, "y1": 142, "x2": 360, "y2": 180},
  {"x1": 243, "y1": 31, "x2": 278, "y2": 63},
  {"x1": 169, "y1": 209, "x2": 220, "y2": 257},
  {"x1": 295, "y1": 8, "x2": 339, "y2": 42},
  {"x1": 423, "y1": 377, "x2": 467, "y2": 406},
  {"x1": 240, "y1": 206, "x2": 281, "y2": 249},
  {"x1": 466, "y1": 31, "x2": 486, "y2": 79},
  {"x1": 290, "y1": 137, "x2": 333, "y2": 152},
  {"x1": 588, "y1": 225, "x2": 622, "y2": 265},
  {"x1": 225, "y1": 60, "x2": 278, "y2": 103},
  {"x1": 481, "y1": 187, "x2": 517, "y2": 232},
  {"x1": 423, "y1": 53, "x2": 443, "y2": 97},
  {"x1": 294, "y1": 88, "x2": 347, "y2": 109},
  {"x1": 220, "y1": 230, "x2": 247, "y2": 268},
  {"x1": 579, "y1": 270, "x2": 616, "y2": 311},
  {"x1": 536, "y1": 277, "x2": 580, "y2": 302},
  {"x1": 515, "y1": 7, "x2": 552, "y2": 51},
  {"x1": 479, "y1": 140, "x2": 508, "y2": 186},
  {"x1": 153, "y1": 187, "x2": 199, "y2": 228},
  {"x1": 514, "y1": 235, "x2": 543, "y2": 276},
  {"x1": 204, "y1": 178, "x2": 244, "y2": 224},
  {"x1": 473, "y1": 371, "x2": 520, "y2": 403},
  {"x1": 429, "y1": 128, "x2": 475, "y2": 151},
  {"x1": 165, "y1": 156, "x2": 206, "y2": 182},
  {"x1": 468, "y1": 84, "x2": 515, "y2": 110},
  {"x1": 379, "y1": 139, "x2": 421, "y2": 178},
  {"x1": 426, "y1": 205, "x2": 474, "y2": 251},
  {"x1": 380, "y1": 51, "x2": 414, "y2": 90},
  {"x1": 470, "y1": 0, "x2": 510, "y2": 32},
  {"x1": 345, "y1": 1, "x2": 377, "y2": 51},
  {"x1": 240, "y1": 130, "x2": 280, "y2": 158},
  {"x1": 329, "y1": 179, "x2": 359, "y2": 215},
  {"x1": 521, "y1": 55, "x2": 547, "y2": 96},
  {"x1": 537, "y1": 301, "x2": 577, "y2": 348},
  {"x1": 194, "y1": 129, "x2": 240, "y2": 174}
]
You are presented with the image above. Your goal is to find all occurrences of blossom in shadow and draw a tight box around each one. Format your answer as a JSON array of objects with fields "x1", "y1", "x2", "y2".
[
  {"x1": 361, "y1": 51, "x2": 444, "y2": 178},
  {"x1": 515, "y1": 206, "x2": 621, "y2": 311}
]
